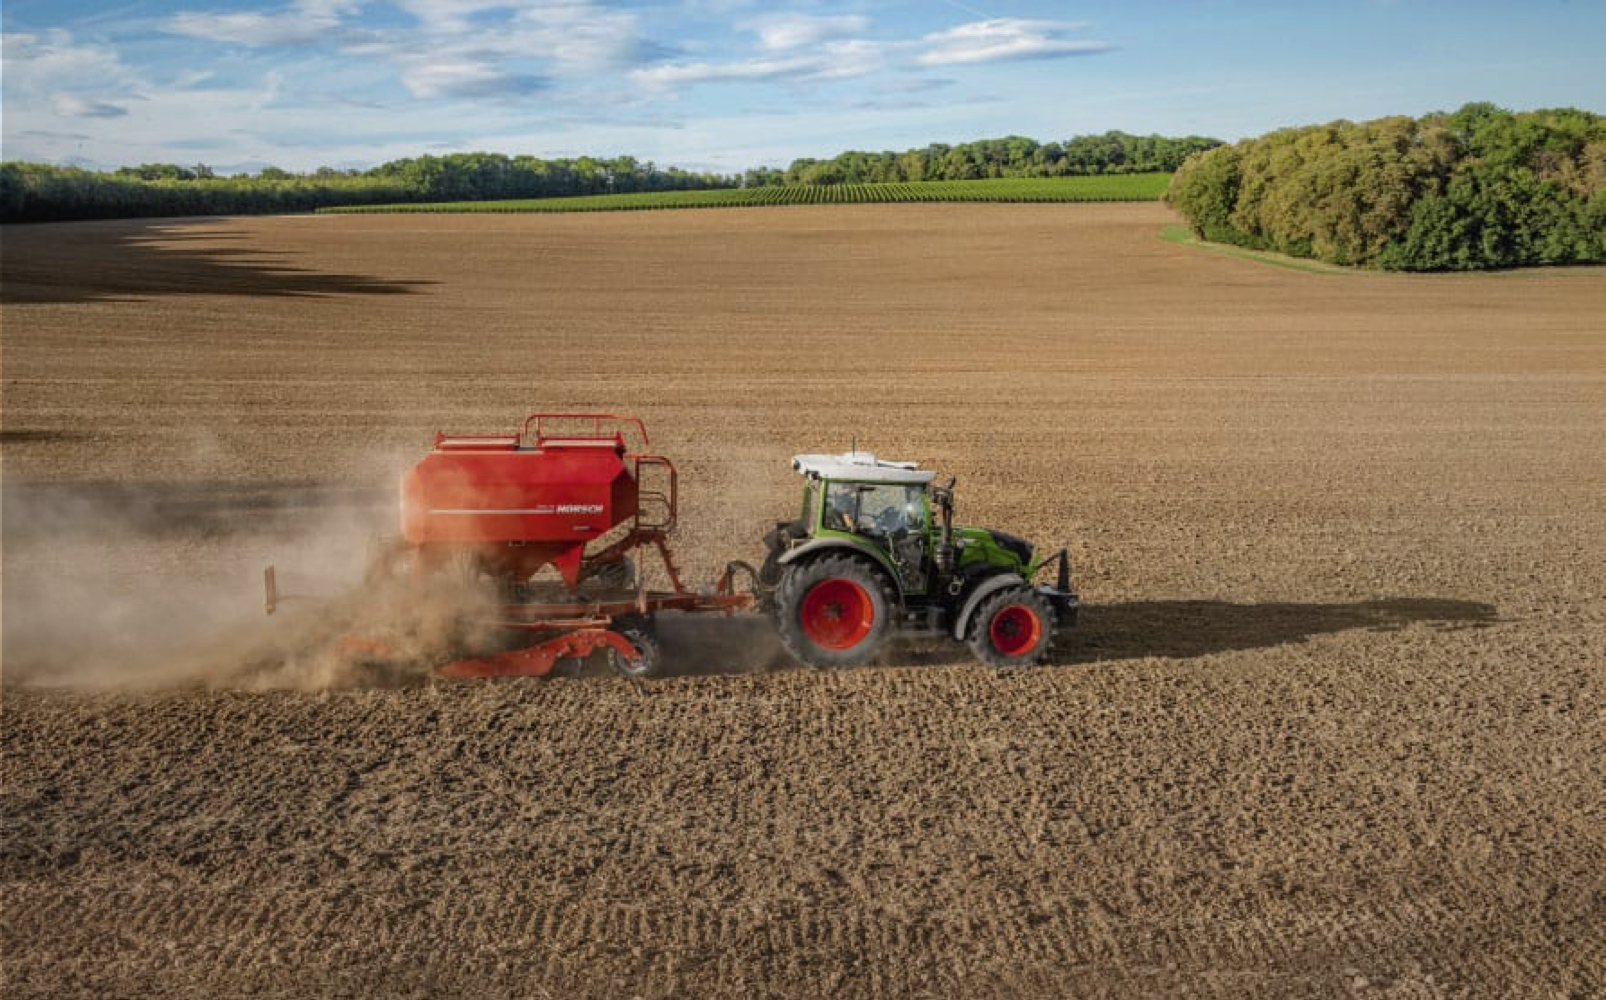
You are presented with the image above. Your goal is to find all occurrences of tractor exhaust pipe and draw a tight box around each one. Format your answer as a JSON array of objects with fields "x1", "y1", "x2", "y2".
[{"x1": 935, "y1": 477, "x2": 957, "y2": 578}]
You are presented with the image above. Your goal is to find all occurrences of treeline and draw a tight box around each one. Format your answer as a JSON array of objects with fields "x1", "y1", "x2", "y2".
[
  {"x1": 1167, "y1": 104, "x2": 1606, "y2": 270},
  {"x1": 746, "y1": 132, "x2": 1220, "y2": 186},
  {"x1": 0, "y1": 153, "x2": 736, "y2": 223},
  {"x1": 0, "y1": 132, "x2": 1217, "y2": 223},
  {"x1": 0, "y1": 164, "x2": 416, "y2": 223},
  {"x1": 366, "y1": 153, "x2": 733, "y2": 201}
]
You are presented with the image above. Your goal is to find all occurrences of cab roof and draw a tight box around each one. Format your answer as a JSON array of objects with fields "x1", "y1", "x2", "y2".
[{"x1": 791, "y1": 451, "x2": 936, "y2": 485}]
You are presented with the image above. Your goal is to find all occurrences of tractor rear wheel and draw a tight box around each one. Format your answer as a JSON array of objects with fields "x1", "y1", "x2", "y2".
[
  {"x1": 775, "y1": 555, "x2": 895, "y2": 668},
  {"x1": 969, "y1": 587, "x2": 1054, "y2": 667}
]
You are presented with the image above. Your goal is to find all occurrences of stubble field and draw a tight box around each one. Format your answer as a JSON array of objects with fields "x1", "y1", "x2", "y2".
[{"x1": 2, "y1": 203, "x2": 1603, "y2": 998}]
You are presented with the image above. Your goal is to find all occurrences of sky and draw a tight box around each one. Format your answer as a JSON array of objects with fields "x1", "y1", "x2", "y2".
[{"x1": 3, "y1": 0, "x2": 1603, "y2": 175}]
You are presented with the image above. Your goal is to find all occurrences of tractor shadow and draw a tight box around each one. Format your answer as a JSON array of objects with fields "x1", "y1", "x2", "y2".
[
  {"x1": 1051, "y1": 597, "x2": 1497, "y2": 665},
  {"x1": 1, "y1": 218, "x2": 433, "y2": 304},
  {"x1": 649, "y1": 597, "x2": 1499, "y2": 678}
]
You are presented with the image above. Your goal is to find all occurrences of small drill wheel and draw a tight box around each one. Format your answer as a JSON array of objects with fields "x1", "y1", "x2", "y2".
[
  {"x1": 588, "y1": 557, "x2": 637, "y2": 592},
  {"x1": 552, "y1": 657, "x2": 590, "y2": 679},
  {"x1": 607, "y1": 616, "x2": 660, "y2": 678}
]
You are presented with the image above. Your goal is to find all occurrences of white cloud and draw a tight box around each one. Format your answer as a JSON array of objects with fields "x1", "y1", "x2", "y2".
[
  {"x1": 2, "y1": 31, "x2": 139, "y2": 91},
  {"x1": 2, "y1": 27, "x2": 348, "y2": 169},
  {"x1": 631, "y1": 16, "x2": 1108, "y2": 95},
  {"x1": 632, "y1": 55, "x2": 816, "y2": 88},
  {"x1": 51, "y1": 94, "x2": 131, "y2": 118},
  {"x1": 917, "y1": 19, "x2": 1112, "y2": 66},
  {"x1": 632, "y1": 39, "x2": 884, "y2": 90},
  {"x1": 166, "y1": 11, "x2": 323, "y2": 47},
  {"x1": 391, "y1": 0, "x2": 510, "y2": 31},
  {"x1": 878, "y1": 75, "x2": 957, "y2": 94},
  {"x1": 165, "y1": 1, "x2": 359, "y2": 47},
  {"x1": 744, "y1": 14, "x2": 869, "y2": 51},
  {"x1": 336, "y1": 1, "x2": 655, "y2": 104},
  {"x1": 811, "y1": 40, "x2": 884, "y2": 80},
  {"x1": 402, "y1": 61, "x2": 549, "y2": 99},
  {"x1": 508, "y1": 3, "x2": 663, "y2": 74},
  {"x1": 251, "y1": 71, "x2": 286, "y2": 111}
]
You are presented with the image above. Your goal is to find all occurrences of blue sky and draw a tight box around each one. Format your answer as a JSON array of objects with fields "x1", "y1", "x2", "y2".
[{"x1": 3, "y1": 1, "x2": 1603, "y2": 174}]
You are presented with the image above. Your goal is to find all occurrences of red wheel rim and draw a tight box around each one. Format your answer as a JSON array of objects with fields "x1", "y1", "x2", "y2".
[
  {"x1": 799, "y1": 578, "x2": 875, "y2": 650},
  {"x1": 989, "y1": 604, "x2": 1042, "y2": 657}
]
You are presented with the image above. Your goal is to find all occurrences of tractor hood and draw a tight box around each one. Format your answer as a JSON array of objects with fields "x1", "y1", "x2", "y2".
[
  {"x1": 986, "y1": 529, "x2": 1034, "y2": 567},
  {"x1": 955, "y1": 526, "x2": 1034, "y2": 571}
]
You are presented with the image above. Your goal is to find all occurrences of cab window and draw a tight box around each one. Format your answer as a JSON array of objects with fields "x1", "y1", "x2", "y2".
[{"x1": 823, "y1": 482, "x2": 925, "y2": 537}]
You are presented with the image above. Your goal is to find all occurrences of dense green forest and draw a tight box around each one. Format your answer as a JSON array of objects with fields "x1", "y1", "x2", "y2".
[
  {"x1": 748, "y1": 132, "x2": 1220, "y2": 186},
  {"x1": 0, "y1": 132, "x2": 1216, "y2": 223},
  {"x1": 1167, "y1": 104, "x2": 1606, "y2": 270},
  {"x1": 0, "y1": 155, "x2": 734, "y2": 223}
]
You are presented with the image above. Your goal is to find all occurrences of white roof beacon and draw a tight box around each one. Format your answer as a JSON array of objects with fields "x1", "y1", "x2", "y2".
[{"x1": 790, "y1": 451, "x2": 936, "y2": 485}]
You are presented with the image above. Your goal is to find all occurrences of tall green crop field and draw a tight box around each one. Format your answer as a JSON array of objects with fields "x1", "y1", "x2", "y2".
[{"x1": 318, "y1": 174, "x2": 1170, "y2": 214}]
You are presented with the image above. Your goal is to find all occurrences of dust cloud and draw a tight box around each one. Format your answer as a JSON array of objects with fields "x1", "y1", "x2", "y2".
[
  {"x1": 4, "y1": 484, "x2": 447, "y2": 690},
  {"x1": 0, "y1": 432, "x2": 507, "y2": 690}
]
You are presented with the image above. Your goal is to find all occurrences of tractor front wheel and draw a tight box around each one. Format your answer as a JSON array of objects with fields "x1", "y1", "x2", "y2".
[
  {"x1": 775, "y1": 555, "x2": 895, "y2": 668},
  {"x1": 969, "y1": 587, "x2": 1054, "y2": 667}
]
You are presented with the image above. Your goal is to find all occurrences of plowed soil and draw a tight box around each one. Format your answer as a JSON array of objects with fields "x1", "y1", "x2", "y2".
[{"x1": 3, "y1": 204, "x2": 1603, "y2": 999}]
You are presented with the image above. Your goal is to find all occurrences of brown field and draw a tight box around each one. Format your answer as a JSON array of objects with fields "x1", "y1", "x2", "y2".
[{"x1": 2, "y1": 203, "x2": 1604, "y2": 998}]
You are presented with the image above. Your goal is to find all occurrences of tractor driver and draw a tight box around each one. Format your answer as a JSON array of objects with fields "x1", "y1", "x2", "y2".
[{"x1": 824, "y1": 483, "x2": 862, "y2": 533}]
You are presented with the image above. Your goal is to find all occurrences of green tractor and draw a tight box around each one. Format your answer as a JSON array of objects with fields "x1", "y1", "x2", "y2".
[{"x1": 758, "y1": 451, "x2": 1077, "y2": 667}]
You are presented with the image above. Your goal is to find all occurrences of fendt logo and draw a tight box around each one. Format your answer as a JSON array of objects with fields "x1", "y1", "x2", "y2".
[{"x1": 556, "y1": 504, "x2": 604, "y2": 515}]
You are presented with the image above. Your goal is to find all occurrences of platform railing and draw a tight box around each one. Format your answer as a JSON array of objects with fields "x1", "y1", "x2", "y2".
[
  {"x1": 634, "y1": 455, "x2": 678, "y2": 533},
  {"x1": 523, "y1": 412, "x2": 650, "y2": 450}
]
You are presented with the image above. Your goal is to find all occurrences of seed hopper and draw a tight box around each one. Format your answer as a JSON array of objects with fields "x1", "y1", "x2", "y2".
[{"x1": 266, "y1": 413, "x2": 754, "y2": 678}]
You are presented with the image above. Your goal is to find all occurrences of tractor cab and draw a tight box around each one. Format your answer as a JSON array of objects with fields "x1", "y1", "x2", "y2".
[{"x1": 780, "y1": 452, "x2": 938, "y2": 595}]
